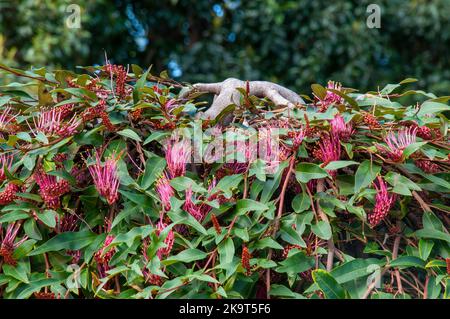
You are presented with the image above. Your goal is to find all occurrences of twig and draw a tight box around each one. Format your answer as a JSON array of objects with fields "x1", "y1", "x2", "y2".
[
  {"x1": 265, "y1": 156, "x2": 296, "y2": 298},
  {"x1": 392, "y1": 223, "x2": 404, "y2": 294},
  {"x1": 412, "y1": 191, "x2": 432, "y2": 213}
]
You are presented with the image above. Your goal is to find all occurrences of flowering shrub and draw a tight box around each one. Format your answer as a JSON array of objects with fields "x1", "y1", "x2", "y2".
[{"x1": 0, "y1": 64, "x2": 449, "y2": 299}]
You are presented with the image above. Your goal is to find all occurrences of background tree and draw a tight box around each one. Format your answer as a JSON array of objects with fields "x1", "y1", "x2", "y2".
[{"x1": 1, "y1": 0, "x2": 450, "y2": 94}]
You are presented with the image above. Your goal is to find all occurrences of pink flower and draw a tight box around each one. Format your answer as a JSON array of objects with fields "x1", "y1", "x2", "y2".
[
  {"x1": 0, "y1": 106, "x2": 17, "y2": 131},
  {"x1": 0, "y1": 183, "x2": 19, "y2": 205},
  {"x1": 377, "y1": 127, "x2": 417, "y2": 162},
  {"x1": 34, "y1": 168, "x2": 70, "y2": 209},
  {"x1": 88, "y1": 151, "x2": 120, "y2": 205},
  {"x1": 330, "y1": 114, "x2": 354, "y2": 141},
  {"x1": 318, "y1": 133, "x2": 341, "y2": 165},
  {"x1": 0, "y1": 153, "x2": 13, "y2": 182},
  {"x1": 55, "y1": 213, "x2": 79, "y2": 233},
  {"x1": 289, "y1": 128, "x2": 306, "y2": 149},
  {"x1": 156, "y1": 172, "x2": 174, "y2": 211},
  {"x1": 368, "y1": 176, "x2": 396, "y2": 226},
  {"x1": 156, "y1": 219, "x2": 174, "y2": 259},
  {"x1": 32, "y1": 108, "x2": 80, "y2": 137},
  {"x1": 165, "y1": 138, "x2": 191, "y2": 178},
  {"x1": 183, "y1": 187, "x2": 203, "y2": 221},
  {"x1": 0, "y1": 222, "x2": 28, "y2": 266},
  {"x1": 259, "y1": 128, "x2": 281, "y2": 174},
  {"x1": 94, "y1": 234, "x2": 116, "y2": 279},
  {"x1": 163, "y1": 99, "x2": 178, "y2": 113},
  {"x1": 315, "y1": 81, "x2": 344, "y2": 112}
]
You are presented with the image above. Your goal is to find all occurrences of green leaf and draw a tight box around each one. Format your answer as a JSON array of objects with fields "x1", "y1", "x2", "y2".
[
  {"x1": 417, "y1": 101, "x2": 450, "y2": 117},
  {"x1": 170, "y1": 176, "x2": 206, "y2": 193},
  {"x1": 254, "y1": 237, "x2": 284, "y2": 250},
  {"x1": 390, "y1": 256, "x2": 426, "y2": 269},
  {"x1": 235, "y1": 199, "x2": 268, "y2": 215},
  {"x1": 354, "y1": 160, "x2": 380, "y2": 193},
  {"x1": 212, "y1": 174, "x2": 243, "y2": 198},
  {"x1": 292, "y1": 192, "x2": 311, "y2": 213},
  {"x1": 16, "y1": 278, "x2": 61, "y2": 299},
  {"x1": 295, "y1": 163, "x2": 329, "y2": 184},
  {"x1": 140, "y1": 156, "x2": 166, "y2": 190},
  {"x1": 111, "y1": 225, "x2": 153, "y2": 247},
  {"x1": 418, "y1": 239, "x2": 434, "y2": 261},
  {"x1": 143, "y1": 131, "x2": 170, "y2": 145},
  {"x1": 270, "y1": 284, "x2": 306, "y2": 299},
  {"x1": 218, "y1": 237, "x2": 235, "y2": 267},
  {"x1": 276, "y1": 251, "x2": 314, "y2": 275},
  {"x1": 402, "y1": 142, "x2": 427, "y2": 158},
  {"x1": 37, "y1": 210, "x2": 57, "y2": 228},
  {"x1": 133, "y1": 67, "x2": 151, "y2": 103},
  {"x1": 415, "y1": 229, "x2": 450, "y2": 244},
  {"x1": 323, "y1": 161, "x2": 358, "y2": 171},
  {"x1": 117, "y1": 129, "x2": 142, "y2": 142},
  {"x1": 311, "y1": 84, "x2": 327, "y2": 100},
  {"x1": 164, "y1": 248, "x2": 207, "y2": 264},
  {"x1": 29, "y1": 231, "x2": 97, "y2": 255},
  {"x1": 312, "y1": 269, "x2": 347, "y2": 299},
  {"x1": 330, "y1": 258, "x2": 385, "y2": 284},
  {"x1": 311, "y1": 220, "x2": 332, "y2": 240},
  {"x1": 2, "y1": 262, "x2": 29, "y2": 283}
]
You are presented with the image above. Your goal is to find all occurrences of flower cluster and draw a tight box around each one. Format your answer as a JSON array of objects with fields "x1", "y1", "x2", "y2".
[
  {"x1": 330, "y1": 114, "x2": 354, "y2": 141},
  {"x1": 377, "y1": 127, "x2": 417, "y2": 162},
  {"x1": 156, "y1": 172, "x2": 174, "y2": 211},
  {"x1": 32, "y1": 108, "x2": 80, "y2": 137},
  {"x1": 34, "y1": 168, "x2": 70, "y2": 209},
  {"x1": 81, "y1": 99, "x2": 116, "y2": 131},
  {"x1": 368, "y1": 176, "x2": 396, "y2": 226},
  {"x1": 0, "y1": 222, "x2": 28, "y2": 266},
  {"x1": 315, "y1": 81, "x2": 344, "y2": 112},
  {"x1": 165, "y1": 138, "x2": 191, "y2": 178},
  {"x1": 88, "y1": 151, "x2": 120, "y2": 205}
]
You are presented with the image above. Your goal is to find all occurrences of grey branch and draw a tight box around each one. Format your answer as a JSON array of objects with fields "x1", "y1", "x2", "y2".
[{"x1": 180, "y1": 78, "x2": 305, "y2": 120}]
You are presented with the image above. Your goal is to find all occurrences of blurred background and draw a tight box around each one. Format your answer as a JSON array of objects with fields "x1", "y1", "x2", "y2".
[{"x1": 1, "y1": 0, "x2": 449, "y2": 94}]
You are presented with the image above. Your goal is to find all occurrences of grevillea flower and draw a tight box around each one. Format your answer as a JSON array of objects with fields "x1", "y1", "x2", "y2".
[
  {"x1": 165, "y1": 138, "x2": 191, "y2": 178},
  {"x1": 156, "y1": 172, "x2": 174, "y2": 211},
  {"x1": 88, "y1": 151, "x2": 120, "y2": 205},
  {"x1": 377, "y1": 127, "x2": 417, "y2": 162},
  {"x1": 0, "y1": 106, "x2": 17, "y2": 131},
  {"x1": 241, "y1": 246, "x2": 251, "y2": 276},
  {"x1": 0, "y1": 183, "x2": 20, "y2": 205},
  {"x1": 416, "y1": 125, "x2": 433, "y2": 140},
  {"x1": 330, "y1": 114, "x2": 354, "y2": 141},
  {"x1": 94, "y1": 234, "x2": 116, "y2": 279},
  {"x1": 163, "y1": 99, "x2": 178, "y2": 113},
  {"x1": 81, "y1": 100, "x2": 116, "y2": 131},
  {"x1": 317, "y1": 133, "x2": 341, "y2": 165},
  {"x1": 32, "y1": 108, "x2": 80, "y2": 137},
  {"x1": 368, "y1": 176, "x2": 396, "y2": 226},
  {"x1": 183, "y1": 187, "x2": 203, "y2": 221},
  {"x1": 414, "y1": 159, "x2": 440, "y2": 174},
  {"x1": 156, "y1": 219, "x2": 174, "y2": 259},
  {"x1": 104, "y1": 64, "x2": 129, "y2": 98},
  {"x1": 315, "y1": 81, "x2": 344, "y2": 112},
  {"x1": 34, "y1": 169, "x2": 70, "y2": 209},
  {"x1": 55, "y1": 213, "x2": 79, "y2": 233},
  {"x1": 288, "y1": 128, "x2": 306, "y2": 149},
  {"x1": 211, "y1": 214, "x2": 221, "y2": 235},
  {"x1": 0, "y1": 222, "x2": 28, "y2": 266},
  {"x1": 259, "y1": 127, "x2": 281, "y2": 174},
  {"x1": 0, "y1": 153, "x2": 13, "y2": 182}
]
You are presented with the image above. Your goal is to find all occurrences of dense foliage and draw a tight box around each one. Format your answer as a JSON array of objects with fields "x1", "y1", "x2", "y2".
[
  {"x1": 0, "y1": 63, "x2": 449, "y2": 299},
  {"x1": 2, "y1": 0, "x2": 450, "y2": 95}
]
